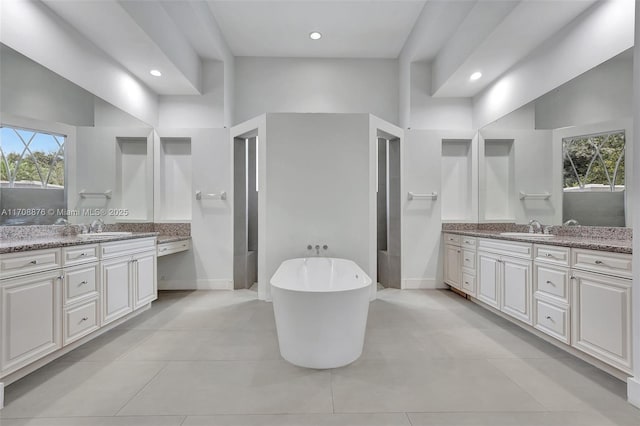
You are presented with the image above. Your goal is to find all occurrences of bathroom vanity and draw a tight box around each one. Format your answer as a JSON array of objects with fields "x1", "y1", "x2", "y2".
[
  {"x1": 443, "y1": 230, "x2": 633, "y2": 378},
  {"x1": 0, "y1": 234, "x2": 158, "y2": 391}
]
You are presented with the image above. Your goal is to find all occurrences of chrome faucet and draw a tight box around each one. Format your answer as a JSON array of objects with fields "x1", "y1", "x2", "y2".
[
  {"x1": 528, "y1": 219, "x2": 542, "y2": 234},
  {"x1": 563, "y1": 219, "x2": 580, "y2": 226},
  {"x1": 54, "y1": 217, "x2": 71, "y2": 235},
  {"x1": 90, "y1": 218, "x2": 105, "y2": 233}
]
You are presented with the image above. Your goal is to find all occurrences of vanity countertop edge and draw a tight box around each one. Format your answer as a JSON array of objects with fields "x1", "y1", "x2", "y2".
[{"x1": 442, "y1": 229, "x2": 632, "y2": 254}]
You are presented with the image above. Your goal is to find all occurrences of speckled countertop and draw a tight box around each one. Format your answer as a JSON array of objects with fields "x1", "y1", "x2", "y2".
[
  {"x1": 0, "y1": 232, "x2": 160, "y2": 255},
  {"x1": 443, "y1": 229, "x2": 632, "y2": 254}
]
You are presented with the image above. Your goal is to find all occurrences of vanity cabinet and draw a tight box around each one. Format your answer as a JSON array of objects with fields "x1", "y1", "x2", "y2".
[
  {"x1": 570, "y1": 249, "x2": 633, "y2": 374},
  {"x1": 443, "y1": 234, "x2": 477, "y2": 296},
  {"x1": 447, "y1": 234, "x2": 633, "y2": 377},
  {"x1": 477, "y1": 249, "x2": 532, "y2": 324},
  {"x1": 0, "y1": 236, "x2": 157, "y2": 387},
  {"x1": 1, "y1": 270, "x2": 62, "y2": 375},
  {"x1": 101, "y1": 238, "x2": 157, "y2": 325},
  {"x1": 477, "y1": 238, "x2": 533, "y2": 325}
]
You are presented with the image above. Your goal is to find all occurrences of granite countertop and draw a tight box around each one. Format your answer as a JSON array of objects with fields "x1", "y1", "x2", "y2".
[
  {"x1": 157, "y1": 235, "x2": 192, "y2": 244},
  {"x1": 0, "y1": 232, "x2": 160, "y2": 254},
  {"x1": 443, "y1": 229, "x2": 632, "y2": 254}
]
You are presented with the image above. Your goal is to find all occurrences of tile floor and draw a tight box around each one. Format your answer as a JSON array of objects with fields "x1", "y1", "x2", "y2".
[{"x1": 2, "y1": 289, "x2": 640, "y2": 425}]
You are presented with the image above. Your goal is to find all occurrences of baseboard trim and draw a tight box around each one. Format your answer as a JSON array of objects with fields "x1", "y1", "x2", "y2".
[
  {"x1": 402, "y1": 279, "x2": 446, "y2": 289},
  {"x1": 158, "y1": 279, "x2": 233, "y2": 290},
  {"x1": 628, "y1": 376, "x2": 640, "y2": 408}
]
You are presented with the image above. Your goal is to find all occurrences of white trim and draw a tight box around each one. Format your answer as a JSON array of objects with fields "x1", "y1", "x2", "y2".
[
  {"x1": 0, "y1": 381, "x2": 3, "y2": 409},
  {"x1": 628, "y1": 377, "x2": 640, "y2": 408},
  {"x1": 158, "y1": 279, "x2": 233, "y2": 291},
  {"x1": 402, "y1": 279, "x2": 445, "y2": 289}
]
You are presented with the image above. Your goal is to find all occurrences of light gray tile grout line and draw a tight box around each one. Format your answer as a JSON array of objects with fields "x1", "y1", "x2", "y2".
[
  {"x1": 484, "y1": 357, "x2": 551, "y2": 411},
  {"x1": 405, "y1": 411, "x2": 414, "y2": 425},
  {"x1": 179, "y1": 414, "x2": 188, "y2": 426},
  {"x1": 330, "y1": 370, "x2": 336, "y2": 414},
  {"x1": 113, "y1": 360, "x2": 170, "y2": 417}
]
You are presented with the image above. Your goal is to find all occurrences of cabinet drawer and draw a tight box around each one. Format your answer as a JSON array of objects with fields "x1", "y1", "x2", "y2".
[
  {"x1": 62, "y1": 244, "x2": 98, "y2": 266},
  {"x1": 64, "y1": 298, "x2": 99, "y2": 345},
  {"x1": 100, "y1": 238, "x2": 156, "y2": 259},
  {"x1": 462, "y1": 250, "x2": 476, "y2": 270},
  {"x1": 571, "y1": 248, "x2": 632, "y2": 279},
  {"x1": 534, "y1": 245, "x2": 570, "y2": 267},
  {"x1": 157, "y1": 239, "x2": 191, "y2": 257},
  {"x1": 478, "y1": 239, "x2": 532, "y2": 259},
  {"x1": 64, "y1": 264, "x2": 99, "y2": 305},
  {"x1": 0, "y1": 248, "x2": 62, "y2": 279},
  {"x1": 461, "y1": 272, "x2": 475, "y2": 296},
  {"x1": 534, "y1": 263, "x2": 569, "y2": 303},
  {"x1": 443, "y1": 233, "x2": 461, "y2": 245},
  {"x1": 461, "y1": 237, "x2": 477, "y2": 250},
  {"x1": 534, "y1": 299, "x2": 569, "y2": 344}
]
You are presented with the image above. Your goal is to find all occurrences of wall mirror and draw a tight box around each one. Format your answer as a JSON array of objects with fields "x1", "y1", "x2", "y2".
[
  {"x1": 478, "y1": 48, "x2": 633, "y2": 227},
  {"x1": 0, "y1": 44, "x2": 154, "y2": 226}
]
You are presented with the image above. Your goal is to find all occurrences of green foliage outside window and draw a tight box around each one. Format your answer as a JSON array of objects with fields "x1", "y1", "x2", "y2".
[{"x1": 562, "y1": 131, "x2": 625, "y2": 191}]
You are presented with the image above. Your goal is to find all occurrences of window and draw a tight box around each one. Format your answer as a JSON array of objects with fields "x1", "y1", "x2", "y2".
[
  {"x1": 1, "y1": 125, "x2": 65, "y2": 188},
  {"x1": 562, "y1": 130, "x2": 625, "y2": 192},
  {"x1": 0, "y1": 125, "x2": 66, "y2": 225}
]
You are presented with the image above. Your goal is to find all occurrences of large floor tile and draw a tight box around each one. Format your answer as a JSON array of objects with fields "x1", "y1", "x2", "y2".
[
  {"x1": 118, "y1": 360, "x2": 333, "y2": 416},
  {"x1": 120, "y1": 329, "x2": 281, "y2": 361},
  {"x1": 0, "y1": 361, "x2": 166, "y2": 419},
  {"x1": 331, "y1": 358, "x2": 545, "y2": 413},
  {"x1": 182, "y1": 413, "x2": 411, "y2": 426},
  {"x1": 407, "y1": 411, "x2": 630, "y2": 426},
  {"x1": 489, "y1": 357, "x2": 640, "y2": 414},
  {"x1": 57, "y1": 329, "x2": 154, "y2": 362},
  {"x1": 1, "y1": 416, "x2": 185, "y2": 426}
]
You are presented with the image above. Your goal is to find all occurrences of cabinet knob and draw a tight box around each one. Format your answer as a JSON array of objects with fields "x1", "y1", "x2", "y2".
[
  {"x1": 58, "y1": 275, "x2": 64, "y2": 280},
  {"x1": 546, "y1": 280, "x2": 555, "y2": 286},
  {"x1": 80, "y1": 253, "x2": 86, "y2": 257},
  {"x1": 545, "y1": 253, "x2": 553, "y2": 257},
  {"x1": 594, "y1": 260, "x2": 603, "y2": 265},
  {"x1": 545, "y1": 315, "x2": 553, "y2": 321},
  {"x1": 30, "y1": 260, "x2": 38, "y2": 265},
  {"x1": 79, "y1": 280, "x2": 88, "y2": 286},
  {"x1": 80, "y1": 317, "x2": 88, "y2": 322},
  {"x1": 457, "y1": 250, "x2": 461, "y2": 253}
]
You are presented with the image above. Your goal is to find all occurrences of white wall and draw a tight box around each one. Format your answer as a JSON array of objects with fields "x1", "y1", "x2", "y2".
[
  {"x1": 409, "y1": 61, "x2": 473, "y2": 130},
  {"x1": 262, "y1": 113, "x2": 372, "y2": 298},
  {"x1": 629, "y1": 0, "x2": 640, "y2": 408},
  {"x1": 478, "y1": 129, "x2": 556, "y2": 225},
  {"x1": 157, "y1": 128, "x2": 233, "y2": 290},
  {"x1": 1, "y1": 0, "x2": 159, "y2": 126},
  {"x1": 0, "y1": 45, "x2": 94, "y2": 126},
  {"x1": 472, "y1": 0, "x2": 635, "y2": 129},
  {"x1": 159, "y1": 60, "x2": 225, "y2": 128},
  {"x1": 234, "y1": 58, "x2": 398, "y2": 125},
  {"x1": 535, "y1": 51, "x2": 633, "y2": 129}
]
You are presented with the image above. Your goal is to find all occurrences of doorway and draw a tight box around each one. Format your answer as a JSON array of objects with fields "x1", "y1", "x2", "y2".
[
  {"x1": 233, "y1": 136, "x2": 258, "y2": 290},
  {"x1": 377, "y1": 136, "x2": 401, "y2": 288}
]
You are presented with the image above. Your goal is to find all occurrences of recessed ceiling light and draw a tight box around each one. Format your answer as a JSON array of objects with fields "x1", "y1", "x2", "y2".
[
  {"x1": 309, "y1": 31, "x2": 322, "y2": 40},
  {"x1": 150, "y1": 69, "x2": 162, "y2": 77},
  {"x1": 470, "y1": 71, "x2": 482, "y2": 81}
]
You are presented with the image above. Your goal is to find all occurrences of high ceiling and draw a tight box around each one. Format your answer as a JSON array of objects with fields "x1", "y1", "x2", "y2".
[{"x1": 38, "y1": 0, "x2": 598, "y2": 97}]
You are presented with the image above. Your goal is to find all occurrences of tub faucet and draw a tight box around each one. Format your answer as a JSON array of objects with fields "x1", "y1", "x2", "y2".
[
  {"x1": 528, "y1": 219, "x2": 542, "y2": 234},
  {"x1": 563, "y1": 219, "x2": 580, "y2": 226}
]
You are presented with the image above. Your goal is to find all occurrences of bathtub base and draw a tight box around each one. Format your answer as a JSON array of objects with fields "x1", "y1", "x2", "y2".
[{"x1": 272, "y1": 286, "x2": 370, "y2": 369}]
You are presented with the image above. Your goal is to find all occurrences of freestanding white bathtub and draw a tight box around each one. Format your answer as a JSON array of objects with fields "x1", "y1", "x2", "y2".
[{"x1": 270, "y1": 257, "x2": 372, "y2": 369}]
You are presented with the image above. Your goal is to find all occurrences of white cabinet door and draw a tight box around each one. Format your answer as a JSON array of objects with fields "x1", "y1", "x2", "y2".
[
  {"x1": 501, "y1": 257, "x2": 532, "y2": 325},
  {"x1": 444, "y1": 244, "x2": 462, "y2": 288},
  {"x1": 1, "y1": 270, "x2": 62, "y2": 374},
  {"x1": 101, "y1": 257, "x2": 133, "y2": 325},
  {"x1": 477, "y1": 251, "x2": 500, "y2": 309},
  {"x1": 133, "y1": 251, "x2": 157, "y2": 309},
  {"x1": 572, "y1": 270, "x2": 632, "y2": 373}
]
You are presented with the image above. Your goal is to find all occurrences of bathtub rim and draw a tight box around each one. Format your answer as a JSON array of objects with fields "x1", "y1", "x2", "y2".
[{"x1": 270, "y1": 257, "x2": 372, "y2": 293}]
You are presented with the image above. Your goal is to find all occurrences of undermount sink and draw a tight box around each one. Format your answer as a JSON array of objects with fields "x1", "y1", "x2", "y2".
[
  {"x1": 76, "y1": 232, "x2": 132, "y2": 239},
  {"x1": 499, "y1": 232, "x2": 554, "y2": 238}
]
